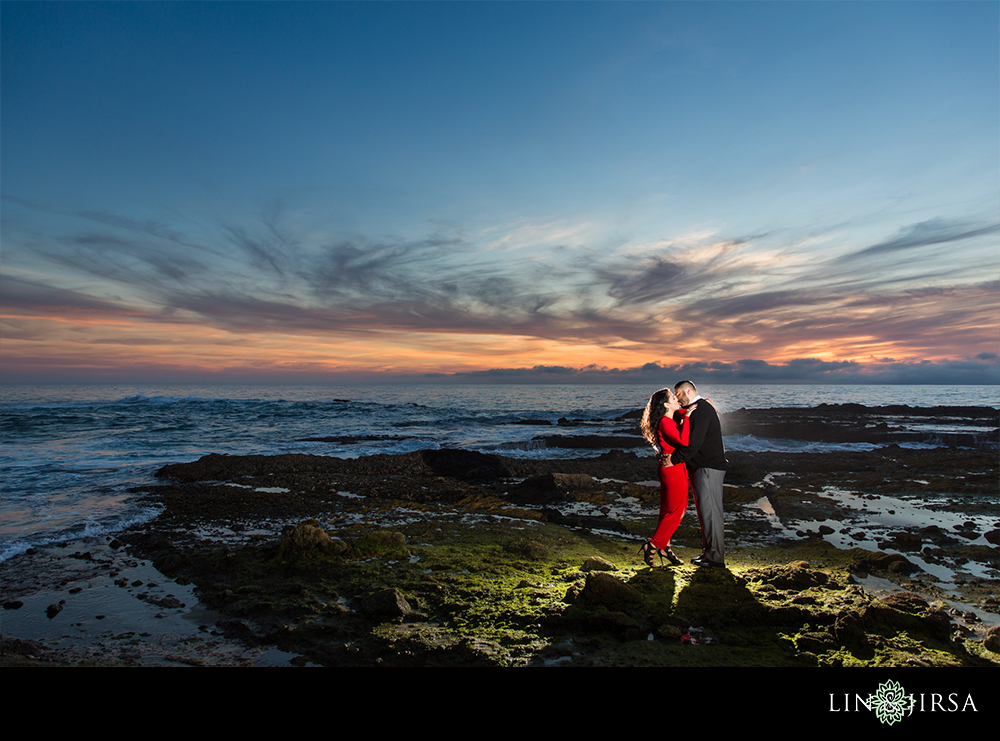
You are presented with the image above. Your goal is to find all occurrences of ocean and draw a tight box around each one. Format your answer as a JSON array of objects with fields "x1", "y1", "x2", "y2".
[{"x1": 2, "y1": 382, "x2": 997, "y2": 561}]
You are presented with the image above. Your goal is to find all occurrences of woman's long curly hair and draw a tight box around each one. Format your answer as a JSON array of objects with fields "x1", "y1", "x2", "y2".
[{"x1": 639, "y1": 387, "x2": 674, "y2": 450}]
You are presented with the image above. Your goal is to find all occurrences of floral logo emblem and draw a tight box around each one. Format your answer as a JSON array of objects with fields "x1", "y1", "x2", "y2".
[{"x1": 868, "y1": 680, "x2": 914, "y2": 725}]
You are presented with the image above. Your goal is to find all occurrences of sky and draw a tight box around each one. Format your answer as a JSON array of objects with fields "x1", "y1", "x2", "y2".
[{"x1": 1, "y1": 1, "x2": 998, "y2": 385}]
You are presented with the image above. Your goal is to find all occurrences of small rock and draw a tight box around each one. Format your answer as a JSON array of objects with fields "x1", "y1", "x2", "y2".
[
  {"x1": 853, "y1": 551, "x2": 919, "y2": 574},
  {"x1": 658, "y1": 623, "x2": 683, "y2": 640},
  {"x1": 889, "y1": 531, "x2": 923, "y2": 550},
  {"x1": 360, "y1": 588, "x2": 411, "y2": 618},
  {"x1": 985, "y1": 626, "x2": 1000, "y2": 653},
  {"x1": 582, "y1": 556, "x2": 615, "y2": 571}
]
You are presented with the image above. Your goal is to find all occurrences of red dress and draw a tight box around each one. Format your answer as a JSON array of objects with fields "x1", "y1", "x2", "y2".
[{"x1": 649, "y1": 414, "x2": 690, "y2": 550}]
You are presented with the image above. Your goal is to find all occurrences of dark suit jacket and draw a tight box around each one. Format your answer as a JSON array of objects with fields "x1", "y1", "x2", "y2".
[{"x1": 670, "y1": 398, "x2": 727, "y2": 471}]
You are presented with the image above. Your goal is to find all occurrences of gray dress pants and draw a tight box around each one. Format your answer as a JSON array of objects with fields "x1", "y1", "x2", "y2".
[{"x1": 691, "y1": 467, "x2": 726, "y2": 563}]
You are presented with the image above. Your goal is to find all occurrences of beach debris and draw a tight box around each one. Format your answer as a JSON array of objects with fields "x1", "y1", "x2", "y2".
[{"x1": 681, "y1": 626, "x2": 715, "y2": 644}]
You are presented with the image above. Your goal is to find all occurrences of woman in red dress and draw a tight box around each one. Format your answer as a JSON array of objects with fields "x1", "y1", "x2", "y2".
[{"x1": 637, "y1": 388, "x2": 695, "y2": 567}]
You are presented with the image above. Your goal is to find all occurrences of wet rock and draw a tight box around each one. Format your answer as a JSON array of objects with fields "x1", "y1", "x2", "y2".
[
  {"x1": 360, "y1": 588, "x2": 411, "y2": 618},
  {"x1": 719, "y1": 404, "x2": 999, "y2": 448},
  {"x1": 877, "y1": 591, "x2": 929, "y2": 614},
  {"x1": 45, "y1": 603, "x2": 63, "y2": 619},
  {"x1": 887, "y1": 531, "x2": 923, "y2": 551},
  {"x1": 0, "y1": 637, "x2": 49, "y2": 661},
  {"x1": 155, "y1": 448, "x2": 513, "y2": 485},
  {"x1": 851, "y1": 550, "x2": 919, "y2": 575},
  {"x1": 581, "y1": 572, "x2": 642, "y2": 605},
  {"x1": 137, "y1": 593, "x2": 185, "y2": 609}
]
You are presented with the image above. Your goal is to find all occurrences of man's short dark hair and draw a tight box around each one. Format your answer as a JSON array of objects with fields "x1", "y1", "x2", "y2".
[{"x1": 674, "y1": 380, "x2": 697, "y2": 393}]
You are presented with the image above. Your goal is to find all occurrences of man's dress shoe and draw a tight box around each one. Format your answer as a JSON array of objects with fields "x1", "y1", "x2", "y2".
[{"x1": 692, "y1": 554, "x2": 725, "y2": 568}]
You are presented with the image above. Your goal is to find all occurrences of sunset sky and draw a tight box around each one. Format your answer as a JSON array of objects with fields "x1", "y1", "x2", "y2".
[{"x1": 2, "y1": 1, "x2": 998, "y2": 384}]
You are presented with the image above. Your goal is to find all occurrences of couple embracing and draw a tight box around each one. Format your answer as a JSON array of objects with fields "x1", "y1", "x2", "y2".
[{"x1": 638, "y1": 380, "x2": 728, "y2": 569}]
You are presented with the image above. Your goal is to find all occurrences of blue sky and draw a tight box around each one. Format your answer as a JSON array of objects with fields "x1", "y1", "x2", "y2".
[{"x1": 1, "y1": 1, "x2": 998, "y2": 384}]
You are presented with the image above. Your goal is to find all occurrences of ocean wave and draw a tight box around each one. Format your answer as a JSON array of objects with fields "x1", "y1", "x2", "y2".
[
  {"x1": 722, "y1": 434, "x2": 944, "y2": 453},
  {"x1": 0, "y1": 505, "x2": 163, "y2": 563}
]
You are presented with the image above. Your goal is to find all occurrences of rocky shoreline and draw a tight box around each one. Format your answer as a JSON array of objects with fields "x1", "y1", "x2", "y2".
[{"x1": 2, "y1": 405, "x2": 998, "y2": 668}]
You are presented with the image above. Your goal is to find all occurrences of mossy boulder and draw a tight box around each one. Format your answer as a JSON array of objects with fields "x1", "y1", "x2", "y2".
[
  {"x1": 580, "y1": 571, "x2": 642, "y2": 606},
  {"x1": 277, "y1": 521, "x2": 348, "y2": 558},
  {"x1": 353, "y1": 530, "x2": 407, "y2": 558},
  {"x1": 504, "y1": 539, "x2": 549, "y2": 560}
]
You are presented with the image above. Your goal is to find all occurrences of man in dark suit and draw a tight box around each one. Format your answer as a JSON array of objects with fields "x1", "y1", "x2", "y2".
[{"x1": 663, "y1": 380, "x2": 728, "y2": 567}]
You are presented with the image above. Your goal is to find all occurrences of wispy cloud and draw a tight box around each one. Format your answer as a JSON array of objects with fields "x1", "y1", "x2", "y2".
[
  {"x1": 850, "y1": 218, "x2": 1000, "y2": 258},
  {"x1": 2, "y1": 192, "x2": 998, "y2": 381}
]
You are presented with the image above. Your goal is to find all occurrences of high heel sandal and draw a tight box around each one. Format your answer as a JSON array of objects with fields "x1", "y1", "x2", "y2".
[
  {"x1": 637, "y1": 540, "x2": 657, "y2": 568},
  {"x1": 657, "y1": 546, "x2": 684, "y2": 566}
]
